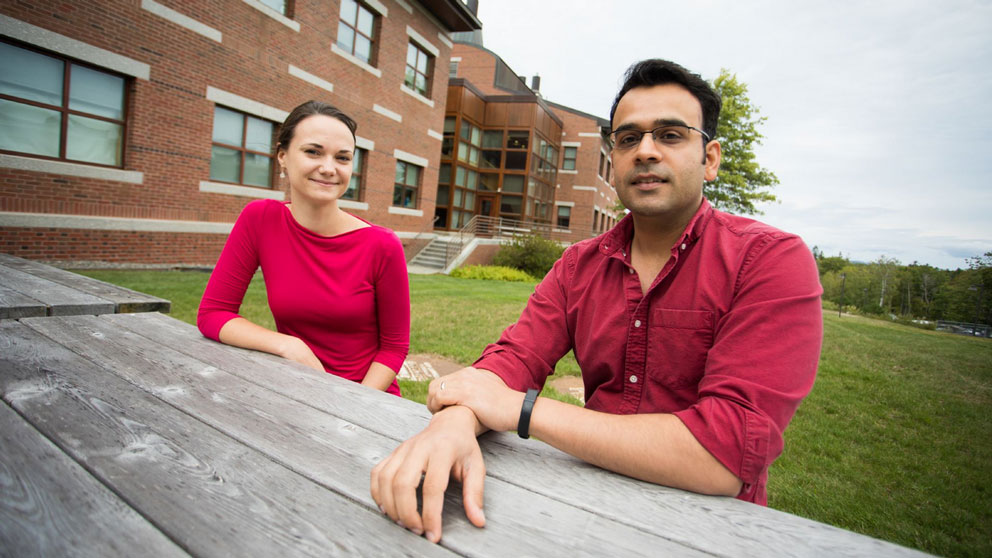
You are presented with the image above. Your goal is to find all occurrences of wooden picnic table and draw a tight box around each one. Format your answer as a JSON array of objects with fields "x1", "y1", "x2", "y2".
[
  {"x1": 0, "y1": 312, "x2": 930, "y2": 557},
  {"x1": 0, "y1": 253, "x2": 170, "y2": 319}
]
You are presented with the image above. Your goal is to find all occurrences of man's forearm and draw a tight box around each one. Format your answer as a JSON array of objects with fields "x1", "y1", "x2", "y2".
[{"x1": 528, "y1": 397, "x2": 742, "y2": 497}]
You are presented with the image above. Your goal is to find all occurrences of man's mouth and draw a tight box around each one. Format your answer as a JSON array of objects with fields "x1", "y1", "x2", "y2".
[{"x1": 631, "y1": 174, "x2": 668, "y2": 186}]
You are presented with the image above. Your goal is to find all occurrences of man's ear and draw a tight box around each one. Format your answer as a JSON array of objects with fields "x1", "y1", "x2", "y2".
[{"x1": 703, "y1": 141, "x2": 721, "y2": 181}]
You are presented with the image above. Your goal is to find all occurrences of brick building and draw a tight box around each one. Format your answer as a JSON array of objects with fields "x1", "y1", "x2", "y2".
[
  {"x1": 439, "y1": 40, "x2": 618, "y2": 244},
  {"x1": 0, "y1": 0, "x2": 480, "y2": 265}
]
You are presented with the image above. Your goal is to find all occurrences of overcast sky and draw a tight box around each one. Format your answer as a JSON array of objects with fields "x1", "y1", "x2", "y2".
[{"x1": 474, "y1": 0, "x2": 992, "y2": 270}]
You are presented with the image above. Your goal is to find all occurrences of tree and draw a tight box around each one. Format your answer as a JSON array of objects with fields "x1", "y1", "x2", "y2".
[{"x1": 707, "y1": 70, "x2": 779, "y2": 215}]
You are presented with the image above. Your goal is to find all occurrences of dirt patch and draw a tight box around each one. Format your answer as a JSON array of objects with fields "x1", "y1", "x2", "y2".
[{"x1": 400, "y1": 353, "x2": 585, "y2": 404}]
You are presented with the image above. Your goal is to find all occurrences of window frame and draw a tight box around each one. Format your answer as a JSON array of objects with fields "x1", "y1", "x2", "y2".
[
  {"x1": 341, "y1": 146, "x2": 367, "y2": 201},
  {"x1": 557, "y1": 205, "x2": 571, "y2": 229},
  {"x1": 562, "y1": 146, "x2": 577, "y2": 170},
  {"x1": 0, "y1": 39, "x2": 130, "y2": 169},
  {"x1": 209, "y1": 105, "x2": 277, "y2": 189},
  {"x1": 393, "y1": 160, "x2": 422, "y2": 209},
  {"x1": 404, "y1": 41, "x2": 434, "y2": 98},
  {"x1": 337, "y1": 0, "x2": 379, "y2": 66}
]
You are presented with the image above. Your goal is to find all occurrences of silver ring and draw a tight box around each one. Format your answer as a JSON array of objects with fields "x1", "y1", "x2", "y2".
[{"x1": 440, "y1": 381, "x2": 446, "y2": 391}]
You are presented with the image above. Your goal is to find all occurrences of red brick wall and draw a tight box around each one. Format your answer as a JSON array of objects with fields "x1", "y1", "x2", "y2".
[{"x1": 1, "y1": 0, "x2": 457, "y2": 265}]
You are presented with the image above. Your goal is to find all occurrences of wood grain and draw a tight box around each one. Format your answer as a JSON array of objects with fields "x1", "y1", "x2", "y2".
[{"x1": 0, "y1": 265, "x2": 114, "y2": 316}]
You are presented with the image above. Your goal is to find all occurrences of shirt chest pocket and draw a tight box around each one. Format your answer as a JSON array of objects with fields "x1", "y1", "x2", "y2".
[{"x1": 645, "y1": 309, "x2": 714, "y2": 389}]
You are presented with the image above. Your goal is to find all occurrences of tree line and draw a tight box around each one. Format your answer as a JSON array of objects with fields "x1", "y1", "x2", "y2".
[{"x1": 815, "y1": 249, "x2": 992, "y2": 325}]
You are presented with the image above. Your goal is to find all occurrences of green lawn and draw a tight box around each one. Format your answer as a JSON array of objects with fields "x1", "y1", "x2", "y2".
[{"x1": 77, "y1": 269, "x2": 991, "y2": 557}]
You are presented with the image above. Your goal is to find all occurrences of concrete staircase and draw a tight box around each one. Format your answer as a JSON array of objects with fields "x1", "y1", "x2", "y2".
[{"x1": 409, "y1": 238, "x2": 451, "y2": 270}]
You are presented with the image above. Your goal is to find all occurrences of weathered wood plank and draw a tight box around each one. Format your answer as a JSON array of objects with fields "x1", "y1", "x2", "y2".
[
  {"x1": 0, "y1": 265, "x2": 114, "y2": 316},
  {"x1": 0, "y1": 254, "x2": 171, "y2": 314},
  {"x1": 0, "y1": 286, "x2": 46, "y2": 319},
  {"x1": 22, "y1": 314, "x2": 708, "y2": 557},
  {"x1": 0, "y1": 402, "x2": 190, "y2": 558},
  {"x1": 0, "y1": 320, "x2": 459, "y2": 558},
  {"x1": 105, "y1": 312, "x2": 933, "y2": 558}
]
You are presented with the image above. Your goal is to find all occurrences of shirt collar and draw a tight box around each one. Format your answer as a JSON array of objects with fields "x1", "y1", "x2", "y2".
[{"x1": 599, "y1": 197, "x2": 714, "y2": 258}]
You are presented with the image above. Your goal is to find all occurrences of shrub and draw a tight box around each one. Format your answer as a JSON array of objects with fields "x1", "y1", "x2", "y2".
[
  {"x1": 450, "y1": 265, "x2": 537, "y2": 282},
  {"x1": 492, "y1": 234, "x2": 565, "y2": 278}
]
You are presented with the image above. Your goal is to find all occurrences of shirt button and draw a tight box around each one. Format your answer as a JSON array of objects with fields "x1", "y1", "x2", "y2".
[
  {"x1": 634, "y1": 320, "x2": 641, "y2": 328},
  {"x1": 680, "y1": 243, "x2": 687, "y2": 250},
  {"x1": 628, "y1": 267, "x2": 634, "y2": 274},
  {"x1": 630, "y1": 375, "x2": 638, "y2": 383}
]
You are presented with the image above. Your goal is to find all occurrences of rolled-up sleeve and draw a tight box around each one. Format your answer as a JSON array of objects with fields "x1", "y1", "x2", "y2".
[
  {"x1": 673, "y1": 234, "x2": 823, "y2": 502},
  {"x1": 474, "y1": 250, "x2": 575, "y2": 392}
]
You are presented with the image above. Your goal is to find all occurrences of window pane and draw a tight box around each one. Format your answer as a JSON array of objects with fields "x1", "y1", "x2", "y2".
[
  {"x1": 69, "y1": 64, "x2": 124, "y2": 119},
  {"x1": 406, "y1": 164, "x2": 419, "y2": 184},
  {"x1": 439, "y1": 163, "x2": 450, "y2": 183},
  {"x1": 245, "y1": 117, "x2": 273, "y2": 153},
  {"x1": 471, "y1": 127, "x2": 481, "y2": 146},
  {"x1": 210, "y1": 145, "x2": 241, "y2": 182},
  {"x1": 441, "y1": 137, "x2": 453, "y2": 157},
  {"x1": 352, "y1": 148, "x2": 363, "y2": 173},
  {"x1": 393, "y1": 185, "x2": 404, "y2": 206},
  {"x1": 340, "y1": 0, "x2": 357, "y2": 22},
  {"x1": 0, "y1": 99, "x2": 61, "y2": 157},
  {"x1": 502, "y1": 174, "x2": 524, "y2": 193},
  {"x1": 455, "y1": 166, "x2": 465, "y2": 186},
  {"x1": 436, "y1": 185, "x2": 449, "y2": 205},
  {"x1": 407, "y1": 43, "x2": 418, "y2": 67},
  {"x1": 464, "y1": 191, "x2": 474, "y2": 209},
  {"x1": 259, "y1": 0, "x2": 286, "y2": 14},
  {"x1": 415, "y1": 73, "x2": 427, "y2": 95},
  {"x1": 66, "y1": 115, "x2": 121, "y2": 165},
  {"x1": 212, "y1": 106, "x2": 244, "y2": 146},
  {"x1": 482, "y1": 130, "x2": 502, "y2": 148},
  {"x1": 242, "y1": 152, "x2": 272, "y2": 187},
  {"x1": 403, "y1": 188, "x2": 415, "y2": 208},
  {"x1": 337, "y1": 23, "x2": 355, "y2": 51},
  {"x1": 0, "y1": 43, "x2": 64, "y2": 106},
  {"x1": 443, "y1": 117, "x2": 455, "y2": 133},
  {"x1": 404, "y1": 67, "x2": 416, "y2": 89},
  {"x1": 453, "y1": 188, "x2": 462, "y2": 206},
  {"x1": 417, "y1": 52, "x2": 428, "y2": 73},
  {"x1": 460, "y1": 121, "x2": 471, "y2": 141},
  {"x1": 481, "y1": 150, "x2": 500, "y2": 169},
  {"x1": 468, "y1": 146, "x2": 479, "y2": 166},
  {"x1": 507, "y1": 131, "x2": 528, "y2": 149},
  {"x1": 457, "y1": 142, "x2": 468, "y2": 163},
  {"x1": 479, "y1": 172, "x2": 498, "y2": 191},
  {"x1": 343, "y1": 176, "x2": 359, "y2": 200},
  {"x1": 466, "y1": 170, "x2": 477, "y2": 190},
  {"x1": 357, "y1": 7, "x2": 374, "y2": 35},
  {"x1": 355, "y1": 35, "x2": 372, "y2": 63},
  {"x1": 395, "y1": 162, "x2": 406, "y2": 183},
  {"x1": 504, "y1": 151, "x2": 526, "y2": 170},
  {"x1": 500, "y1": 195, "x2": 521, "y2": 214}
]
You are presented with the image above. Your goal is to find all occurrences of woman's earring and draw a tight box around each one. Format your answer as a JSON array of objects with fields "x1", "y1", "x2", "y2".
[{"x1": 279, "y1": 168, "x2": 286, "y2": 178}]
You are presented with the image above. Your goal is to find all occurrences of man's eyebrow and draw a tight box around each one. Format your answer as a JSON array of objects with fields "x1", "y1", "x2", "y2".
[{"x1": 612, "y1": 118, "x2": 692, "y2": 132}]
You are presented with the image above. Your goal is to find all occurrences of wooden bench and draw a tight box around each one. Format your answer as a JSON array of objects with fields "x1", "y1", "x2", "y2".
[
  {"x1": 0, "y1": 254, "x2": 170, "y2": 318},
  {"x1": 0, "y1": 312, "x2": 930, "y2": 557}
]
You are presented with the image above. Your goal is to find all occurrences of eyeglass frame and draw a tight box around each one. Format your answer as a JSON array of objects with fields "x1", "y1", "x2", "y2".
[{"x1": 608, "y1": 122, "x2": 712, "y2": 152}]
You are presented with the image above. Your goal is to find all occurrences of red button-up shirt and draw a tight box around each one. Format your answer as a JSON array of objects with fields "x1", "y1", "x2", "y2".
[{"x1": 474, "y1": 199, "x2": 823, "y2": 504}]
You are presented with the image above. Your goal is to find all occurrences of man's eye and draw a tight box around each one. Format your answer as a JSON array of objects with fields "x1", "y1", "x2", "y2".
[
  {"x1": 617, "y1": 133, "x2": 640, "y2": 146},
  {"x1": 655, "y1": 129, "x2": 684, "y2": 142}
]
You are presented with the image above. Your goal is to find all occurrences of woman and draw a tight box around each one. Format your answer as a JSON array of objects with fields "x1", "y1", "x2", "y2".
[{"x1": 198, "y1": 100, "x2": 409, "y2": 395}]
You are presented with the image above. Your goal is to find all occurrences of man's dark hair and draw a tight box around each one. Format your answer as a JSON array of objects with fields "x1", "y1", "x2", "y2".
[
  {"x1": 276, "y1": 100, "x2": 357, "y2": 153},
  {"x1": 609, "y1": 59, "x2": 721, "y2": 141}
]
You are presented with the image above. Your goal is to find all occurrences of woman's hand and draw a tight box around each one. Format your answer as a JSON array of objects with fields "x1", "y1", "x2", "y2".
[
  {"x1": 427, "y1": 367, "x2": 526, "y2": 433},
  {"x1": 277, "y1": 335, "x2": 324, "y2": 372}
]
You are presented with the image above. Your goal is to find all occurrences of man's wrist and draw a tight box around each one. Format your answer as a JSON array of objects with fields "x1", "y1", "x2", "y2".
[{"x1": 517, "y1": 389, "x2": 540, "y2": 439}]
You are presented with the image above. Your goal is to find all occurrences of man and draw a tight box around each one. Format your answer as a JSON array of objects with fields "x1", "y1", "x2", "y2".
[{"x1": 371, "y1": 59, "x2": 823, "y2": 543}]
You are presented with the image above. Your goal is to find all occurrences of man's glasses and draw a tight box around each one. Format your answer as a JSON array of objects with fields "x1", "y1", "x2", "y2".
[{"x1": 609, "y1": 125, "x2": 711, "y2": 151}]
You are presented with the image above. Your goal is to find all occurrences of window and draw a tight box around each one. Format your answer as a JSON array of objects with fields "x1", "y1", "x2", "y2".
[
  {"x1": 442, "y1": 116, "x2": 455, "y2": 159},
  {"x1": 393, "y1": 160, "x2": 421, "y2": 208},
  {"x1": 209, "y1": 106, "x2": 275, "y2": 188},
  {"x1": 258, "y1": 0, "x2": 291, "y2": 15},
  {"x1": 337, "y1": 0, "x2": 377, "y2": 65},
  {"x1": 458, "y1": 121, "x2": 480, "y2": 166},
  {"x1": 405, "y1": 42, "x2": 433, "y2": 97},
  {"x1": 557, "y1": 206, "x2": 571, "y2": 229},
  {"x1": 562, "y1": 146, "x2": 577, "y2": 170},
  {"x1": 0, "y1": 40, "x2": 127, "y2": 167},
  {"x1": 342, "y1": 147, "x2": 366, "y2": 200},
  {"x1": 599, "y1": 151, "x2": 607, "y2": 178}
]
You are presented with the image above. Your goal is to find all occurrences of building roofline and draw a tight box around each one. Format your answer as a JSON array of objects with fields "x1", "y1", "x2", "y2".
[
  {"x1": 545, "y1": 100, "x2": 611, "y2": 130},
  {"x1": 420, "y1": 0, "x2": 482, "y2": 32}
]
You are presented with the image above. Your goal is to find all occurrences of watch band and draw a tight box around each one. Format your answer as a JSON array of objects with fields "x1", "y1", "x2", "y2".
[{"x1": 517, "y1": 388, "x2": 540, "y2": 439}]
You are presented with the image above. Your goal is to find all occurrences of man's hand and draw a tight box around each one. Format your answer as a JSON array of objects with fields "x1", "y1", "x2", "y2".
[
  {"x1": 427, "y1": 367, "x2": 525, "y2": 433},
  {"x1": 370, "y1": 405, "x2": 487, "y2": 543}
]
